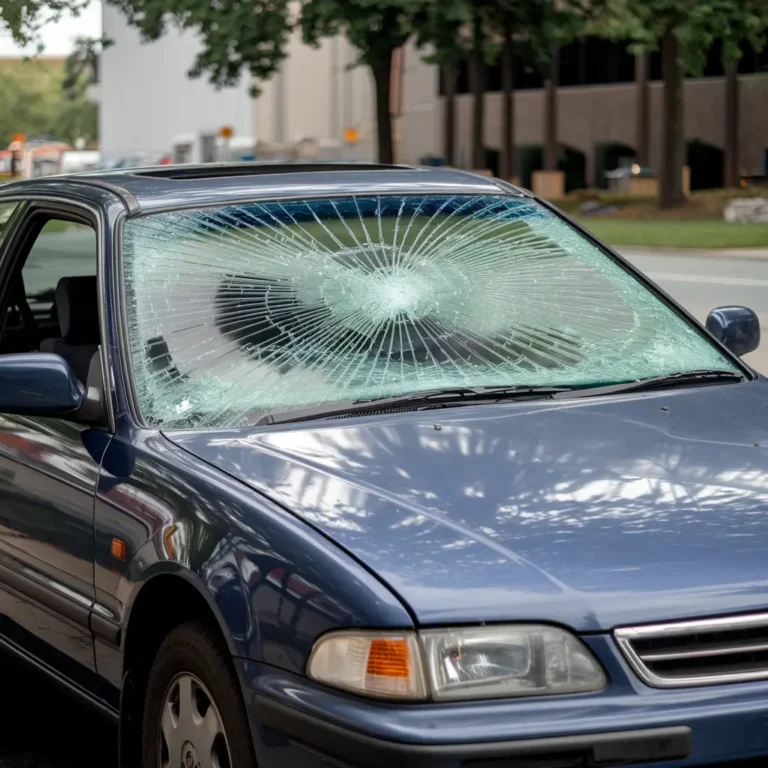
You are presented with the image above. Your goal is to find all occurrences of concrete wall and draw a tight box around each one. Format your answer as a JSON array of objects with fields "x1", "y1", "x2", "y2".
[
  {"x1": 100, "y1": 3, "x2": 253, "y2": 163},
  {"x1": 403, "y1": 73, "x2": 768, "y2": 181}
]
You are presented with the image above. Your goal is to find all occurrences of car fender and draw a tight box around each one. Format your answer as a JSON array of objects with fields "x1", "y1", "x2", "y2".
[{"x1": 121, "y1": 526, "x2": 252, "y2": 660}]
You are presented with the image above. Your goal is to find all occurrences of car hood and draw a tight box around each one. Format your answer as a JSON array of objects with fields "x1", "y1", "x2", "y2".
[{"x1": 168, "y1": 380, "x2": 768, "y2": 631}]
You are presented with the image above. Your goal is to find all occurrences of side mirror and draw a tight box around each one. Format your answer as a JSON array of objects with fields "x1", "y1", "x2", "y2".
[
  {"x1": 0, "y1": 353, "x2": 85, "y2": 417},
  {"x1": 706, "y1": 306, "x2": 760, "y2": 357}
]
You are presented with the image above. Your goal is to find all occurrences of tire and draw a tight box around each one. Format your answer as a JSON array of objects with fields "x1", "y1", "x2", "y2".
[{"x1": 141, "y1": 620, "x2": 257, "y2": 768}]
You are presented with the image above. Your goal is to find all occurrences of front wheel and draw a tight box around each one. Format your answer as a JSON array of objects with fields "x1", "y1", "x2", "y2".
[{"x1": 142, "y1": 621, "x2": 257, "y2": 768}]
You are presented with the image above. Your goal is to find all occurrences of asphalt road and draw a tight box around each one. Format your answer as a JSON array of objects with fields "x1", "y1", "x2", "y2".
[{"x1": 2, "y1": 243, "x2": 768, "y2": 767}]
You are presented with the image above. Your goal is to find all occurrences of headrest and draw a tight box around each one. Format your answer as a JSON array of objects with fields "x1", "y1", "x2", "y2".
[{"x1": 55, "y1": 276, "x2": 100, "y2": 344}]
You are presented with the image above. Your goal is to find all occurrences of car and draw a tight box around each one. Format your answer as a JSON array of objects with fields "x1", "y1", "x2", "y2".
[{"x1": 0, "y1": 161, "x2": 765, "y2": 768}]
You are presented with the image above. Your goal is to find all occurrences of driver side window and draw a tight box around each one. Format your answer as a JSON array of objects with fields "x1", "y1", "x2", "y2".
[
  {"x1": 2, "y1": 214, "x2": 98, "y2": 384},
  {"x1": 22, "y1": 220, "x2": 97, "y2": 335}
]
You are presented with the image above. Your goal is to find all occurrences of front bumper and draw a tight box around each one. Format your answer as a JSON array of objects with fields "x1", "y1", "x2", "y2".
[{"x1": 237, "y1": 635, "x2": 768, "y2": 768}]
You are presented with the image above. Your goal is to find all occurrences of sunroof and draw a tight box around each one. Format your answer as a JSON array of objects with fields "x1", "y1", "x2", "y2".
[{"x1": 132, "y1": 163, "x2": 414, "y2": 180}]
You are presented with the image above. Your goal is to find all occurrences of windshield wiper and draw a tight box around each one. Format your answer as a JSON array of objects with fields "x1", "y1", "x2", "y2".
[
  {"x1": 552, "y1": 369, "x2": 745, "y2": 400},
  {"x1": 256, "y1": 385, "x2": 570, "y2": 426}
]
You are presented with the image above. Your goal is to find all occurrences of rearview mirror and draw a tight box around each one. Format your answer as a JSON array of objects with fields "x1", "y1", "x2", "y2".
[
  {"x1": 706, "y1": 306, "x2": 760, "y2": 357},
  {"x1": 0, "y1": 353, "x2": 85, "y2": 417}
]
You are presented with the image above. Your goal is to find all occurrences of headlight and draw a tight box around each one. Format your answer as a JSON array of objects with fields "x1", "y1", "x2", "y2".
[
  {"x1": 307, "y1": 625, "x2": 605, "y2": 701},
  {"x1": 421, "y1": 625, "x2": 606, "y2": 701}
]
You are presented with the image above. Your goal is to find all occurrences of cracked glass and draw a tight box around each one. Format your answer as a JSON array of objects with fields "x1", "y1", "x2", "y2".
[{"x1": 123, "y1": 194, "x2": 737, "y2": 429}]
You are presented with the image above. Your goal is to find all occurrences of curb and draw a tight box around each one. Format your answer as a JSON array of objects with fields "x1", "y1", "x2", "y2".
[{"x1": 617, "y1": 246, "x2": 768, "y2": 261}]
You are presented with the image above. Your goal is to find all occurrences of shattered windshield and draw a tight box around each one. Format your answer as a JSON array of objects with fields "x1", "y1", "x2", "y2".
[{"x1": 123, "y1": 194, "x2": 737, "y2": 429}]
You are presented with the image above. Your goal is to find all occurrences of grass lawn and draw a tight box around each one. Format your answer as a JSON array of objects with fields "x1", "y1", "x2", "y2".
[{"x1": 573, "y1": 218, "x2": 768, "y2": 249}]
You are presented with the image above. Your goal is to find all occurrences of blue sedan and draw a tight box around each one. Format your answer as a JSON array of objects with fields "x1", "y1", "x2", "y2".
[{"x1": 0, "y1": 163, "x2": 765, "y2": 768}]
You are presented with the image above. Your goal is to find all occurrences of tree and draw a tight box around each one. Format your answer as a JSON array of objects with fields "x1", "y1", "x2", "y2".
[
  {"x1": 107, "y1": 0, "x2": 293, "y2": 97},
  {"x1": 301, "y1": 0, "x2": 424, "y2": 164},
  {"x1": 49, "y1": 36, "x2": 107, "y2": 146},
  {"x1": 53, "y1": 88, "x2": 99, "y2": 147},
  {"x1": 0, "y1": 58, "x2": 96, "y2": 146},
  {"x1": 414, "y1": 0, "x2": 471, "y2": 167},
  {"x1": 718, "y1": 4, "x2": 767, "y2": 187},
  {"x1": 0, "y1": 0, "x2": 88, "y2": 51},
  {"x1": 582, "y1": 0, "x2": 768, "y2": 208},
  {"x1": 62, "y1": 36, "x2": 108, "y2": 99},
  {"x1": 0, "y1": 60, "x2": 61, "y2": 144},
  {"x1": 467, "y1": 9, "x2": 487, "y2": 169},
  {"x1": 414, "y1": 1, "x2": 494, "y2": 170},
  {"x1": 483, "y1": 0, "x2": 569, "y2": 180}
]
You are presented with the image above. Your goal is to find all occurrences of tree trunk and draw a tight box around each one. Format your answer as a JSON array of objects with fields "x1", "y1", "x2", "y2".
[
  {"x1": 390, "y1": 46, "x2": 406, "y2": 164},
  {"x1": 724, "y1": 60, "x2": 740, "y2": 188},
  {"x1": 443, "y1": 62, "x2": 457, "y2": 166},
  {"x1": 635, "y1": 53, "x2": 650, "y2": 166},
  {"x1": 372, "y1": 51, "x2": 394, "y2": 164},
  {"x1": 500, "y1": 30, "x2": 515, "y2": 180},
  {"x1": 543, "y1": 47, "x2": 559, "y2": 171},
  {"x1": 659, "y1": 30, "x2": 685, "y2": 208},
  {"x1": 470, "y1": 14, "x2": 486, "y2": 170}
]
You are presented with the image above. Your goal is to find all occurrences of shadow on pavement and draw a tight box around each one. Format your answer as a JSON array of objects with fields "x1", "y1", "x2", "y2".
[{"x1": 0, "y1": 657, "x2": 117, "y2": 768}]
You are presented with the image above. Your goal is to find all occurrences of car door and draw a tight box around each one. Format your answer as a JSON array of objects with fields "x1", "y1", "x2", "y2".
[{"x1": 0, "y1": 202, "x2": 105, "y2": 679}]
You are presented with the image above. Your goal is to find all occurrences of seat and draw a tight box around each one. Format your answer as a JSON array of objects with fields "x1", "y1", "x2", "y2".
[{"x1": 40, "y1": 276, "x2": 100, "y2": 383}]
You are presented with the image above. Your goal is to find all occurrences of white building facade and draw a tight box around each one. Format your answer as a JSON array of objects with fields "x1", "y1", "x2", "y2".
[
  {"x1": 99, "y1": 3, "x2": 253, "y2": 164},
  {"x1": 98, "y1": 5, "x2": 439, "y2": 165}
]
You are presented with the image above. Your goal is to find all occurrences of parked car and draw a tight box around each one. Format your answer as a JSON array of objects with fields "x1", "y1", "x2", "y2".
[{"x1": 0, "y1": 162, "x2": 765, "y2": 768}]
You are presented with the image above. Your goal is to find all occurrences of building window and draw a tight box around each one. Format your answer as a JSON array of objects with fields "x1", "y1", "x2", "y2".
[{"x1": 439, "y1": 37, "x2": 765, "y2": 96}]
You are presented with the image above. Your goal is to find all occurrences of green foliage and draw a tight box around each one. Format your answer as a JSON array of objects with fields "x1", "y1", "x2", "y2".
[
  {"x1": 687, "y1": 0, "x2": 768, "y2": 69},
  {"x1": 301, "y1": 0, "x2": 424, "y2": 70},
  {"x1": 0, "y1": 0, "x2": 89, "y2": 51},
  {"x1": 416, "y1": 0, "x2": 582, "y2": 87},
  {"x1": 0, "y1": 60, "x2": 60, "y2": 144},
  {"x1": 486, "y1": 0, "x2": 581, "y2": 71},
  {"x1": 414, "y1": 0, "x2": 472, "y2": 66},
  {"x1": 0, "y1": 59, "x2": 98, "y2": 146},
  {"x1": 107, "y1": 0, "x2": 293, "y2": 96},
  {"x1": 579, "y1": 0, "x2": 768, "y2": 74},
  {"x1": 53, "y1": 92, "x2": 98, "y2": 145},
  {"x1": 63, "y1": 36, "x2": 109, "y2": 99}
]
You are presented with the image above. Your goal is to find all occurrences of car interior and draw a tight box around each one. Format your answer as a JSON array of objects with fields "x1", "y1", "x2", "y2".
[{"x1": 0, "y1": 214, "x2": 99, "y2": 387}]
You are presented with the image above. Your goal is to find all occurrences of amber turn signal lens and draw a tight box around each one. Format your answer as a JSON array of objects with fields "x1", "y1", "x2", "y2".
[
  {"x1": 366, "y1": 638, "x2": 411, "y2": 679},
  {"x1": 111, "y1": 538, "x2": 127, "y2": 561},
  {"x1": 307, "y1": 631, "x2": 427, "y2": 700}
]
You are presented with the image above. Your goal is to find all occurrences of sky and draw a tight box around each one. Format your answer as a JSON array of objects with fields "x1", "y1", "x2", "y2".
[{"x1": 0, "y1": 0, "x2": 101, "y2": 57}]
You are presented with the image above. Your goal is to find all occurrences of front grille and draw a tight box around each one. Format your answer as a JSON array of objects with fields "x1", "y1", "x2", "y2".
[{"x1": 614, "y1": 612, "x2": 768, "y2": 688}]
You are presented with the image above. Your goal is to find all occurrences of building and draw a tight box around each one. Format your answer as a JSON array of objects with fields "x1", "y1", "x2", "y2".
[
  {"x1": 440, "y1": 38, "x2": 768, "y2": 185},
  {"x1": 98, "y1": 7, "x2": 768, "y2": 183},
  {"x1": 99, "y1": 3, "x2": 253, "y2": 165},
  {"x1": 99, "y1": 3, "x2": 376, "y2": 164}
]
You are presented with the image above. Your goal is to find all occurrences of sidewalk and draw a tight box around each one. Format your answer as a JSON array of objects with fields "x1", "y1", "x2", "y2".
[{"x1": 617, "y1": 246, "x2": 768, "y2": 261}]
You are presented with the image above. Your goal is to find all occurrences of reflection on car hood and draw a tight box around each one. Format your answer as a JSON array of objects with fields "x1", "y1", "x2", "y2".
[{"x1": 168, "y1": 380, "x2": 768, "y2": 631}]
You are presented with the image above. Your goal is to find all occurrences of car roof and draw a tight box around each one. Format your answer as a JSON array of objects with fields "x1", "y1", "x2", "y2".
[{"x1": 0, "y1": 162, "x2": 526, "y2": 214}]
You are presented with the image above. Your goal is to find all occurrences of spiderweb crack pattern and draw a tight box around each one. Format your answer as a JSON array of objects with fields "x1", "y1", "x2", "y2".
[{"x1": 123, "y1": 195, "x2": 735, "y2": 429}]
